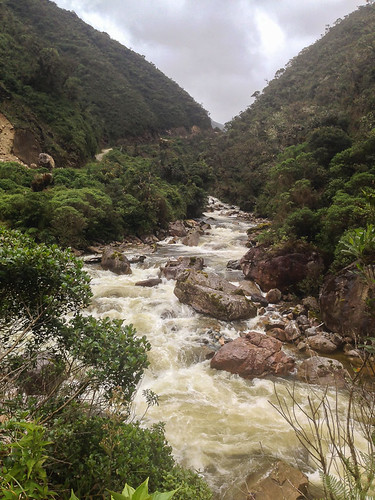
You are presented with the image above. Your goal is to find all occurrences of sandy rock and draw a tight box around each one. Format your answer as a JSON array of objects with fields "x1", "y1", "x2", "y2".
[
  {"x1": 297, "y1": 356, "x2": 348, "y2": 387},
  {"x1": 210, "y1": 331, "x2": 295, "y2": 378}
]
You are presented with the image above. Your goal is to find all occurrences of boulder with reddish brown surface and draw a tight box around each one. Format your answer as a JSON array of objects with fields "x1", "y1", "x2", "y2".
[
  {"x1": 210, "y1": 331, "x2": 295, "y2": 378},
  {"x1": 240, "y1": 243, "x2": 324, "y2": 292},
  {"x1": 174, "y1": 269, "x2": 257, "y2": 321},
  {"x1": 320, "y1": 265, "x2": 375, "y2": 339}
]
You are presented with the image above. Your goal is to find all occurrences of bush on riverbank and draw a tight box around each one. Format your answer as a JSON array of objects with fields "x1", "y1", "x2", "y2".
[
  {"x1": 0, "y1": 144, "x2": 212, "y2": 248},
  {"x1": 0, "y1": 228, "x2": 212, "y2": 499}
]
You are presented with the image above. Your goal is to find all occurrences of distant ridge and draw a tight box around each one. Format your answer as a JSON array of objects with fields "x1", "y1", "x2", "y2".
[{"x1": 209, "y1": 3, "x2": 375, "y2": 210}]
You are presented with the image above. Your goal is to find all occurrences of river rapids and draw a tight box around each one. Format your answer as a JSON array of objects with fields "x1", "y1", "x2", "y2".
[{"x1": 84, "y1": 198, "x2": 353, "y2": 500}]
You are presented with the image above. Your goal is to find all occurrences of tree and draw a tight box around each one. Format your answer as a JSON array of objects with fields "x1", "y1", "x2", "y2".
[{"x1": 0, "y1": 227, "x2": 150, "y2": 417}]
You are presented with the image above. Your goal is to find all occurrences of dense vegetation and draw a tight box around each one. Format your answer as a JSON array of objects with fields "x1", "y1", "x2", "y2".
[
  {"x1": 0, "y1": 0, "x2": 210, "y2": 166},
  {"x1": 0, "y1": 229, "x2": 212, "y2": 499},
  {"x1": 208, "y1": 3, "x2": 375, "y2": 263},
  {"x1": 0, "y1": 136, "x2": 214, "y2": 247}
]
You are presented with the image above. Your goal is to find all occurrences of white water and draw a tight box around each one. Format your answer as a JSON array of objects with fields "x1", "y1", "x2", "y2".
[{"x1": 85, "y1": 199, "x2": 349, "y2": 499}]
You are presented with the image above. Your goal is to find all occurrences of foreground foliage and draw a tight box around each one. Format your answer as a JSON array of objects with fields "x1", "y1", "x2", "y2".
[{"x1": 0, "y1": 229, "x2": 212, "y2": 499}]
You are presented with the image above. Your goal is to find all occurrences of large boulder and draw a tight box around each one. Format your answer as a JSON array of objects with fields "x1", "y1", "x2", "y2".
[
  {"x1": 174, "y1": 269, "x2": 257, "y2": 321},
  {"x1": 240, "y1": 243, "x2": 324, "y2": 292},
  {"x1": 168, "y1": 220, "x2": 187, "y2": 237},
  {"x1": 210, "y1": 331, "x2": 295, "y2": 378},
  {"x1": 101, "y1": 247, "x2": 132, "y2": 275},
  {"x1": 306, "y1": 334, "x2": 338, "y2": 354},
  {"x1": 248, "y1": 460, "x2": 308, "y2": 500},
  {"x1": 320, "y1": 265, "x2": 375, "y2": 339},
  {"x1": 181, "y1": 229, "x2": 201, "y2": 246},
  {"x1": 160, "y1": 256, "x2": 204, "y2": 280},
  {"x1": 297, "y1": 356, "x2": 348, "y2": 388}
]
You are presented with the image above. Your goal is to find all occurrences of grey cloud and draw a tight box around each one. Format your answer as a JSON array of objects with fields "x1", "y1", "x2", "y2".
[{"x1": 55, "y1": 0, "x2": 364, "y2": 123}]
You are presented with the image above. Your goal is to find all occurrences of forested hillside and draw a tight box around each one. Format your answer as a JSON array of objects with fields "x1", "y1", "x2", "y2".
[
  {"x1": 0, "y1": 0, "x2": 210, "y2": 166},
  {"x1": 208, "y1": 3, "x2": 375, "y2": 262}
]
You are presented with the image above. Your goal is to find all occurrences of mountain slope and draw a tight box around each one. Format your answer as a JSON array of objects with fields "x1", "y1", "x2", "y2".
[
  {"x1": 209, "y1": 3, "x2": 375, "y2": 211},
  {"x1": 0, "y1": 0, "x2": 210, "y2": 166}
]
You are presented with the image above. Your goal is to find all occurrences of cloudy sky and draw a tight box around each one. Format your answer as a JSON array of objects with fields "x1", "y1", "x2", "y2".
[{"x1": 54, "y1": 0, "x2": 364, "y2": 124}]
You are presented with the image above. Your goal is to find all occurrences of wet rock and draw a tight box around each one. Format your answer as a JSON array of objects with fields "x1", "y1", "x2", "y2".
[
  {"x1": 181, "y1": 229, "x2": 200, "y2": 246},
  {"x1": 178, "y1": 344, "x2": 216, "y2": 364},
  {"x1": 135, "y1": 278, "x2": 162, "y2": 287},
  {"x1": 210, "y1": 331, "x2": 295, "y2": 378},
  {"x1": 320, "y1": 265, "x2": 375, "y2": 339},
  {"x1": 297, "y1": 356, "x2": 348, "y2": 387},
  {"x1": 302, "y1": 296, "x2": 319, "y2": 311},
  {"x1": 174, "y1": 269, "x2": 257, "y2": 321},
  {"x1": 266, "y1": 288, "x2": 282, "y2": 304},
  {"x1": 240, "y1": 243, "x2": 324, "y2": 292},
  {"x1": 168, "y1": 220, "x2": 187, "y2": 237},
  {"x1": 238, "y1": 280, "x2": 267, "y2": 305},
  {"x1": 266, "y1": 328, "x2": 287, "y2": 342},
  {"x1": 306, "y1": 335, "x2": 338, "y2": 354},
  {"x1": 160, "y1": 256, "x2": 204, "y2": 280},
  {"x1": 284, "y1": 320, "x2": 302, "y2": 342},
  {"x1": 128, "y1": 255, "x2": 147, "y2": 264},
  {"x1": 227, "y1": 259, "x2": 242, "y2": 270},
  {"x1": 101, "y1": 247, "x2": 131, "y2": 275},
  {"x1": 248, "y1": 460, "x2": 308, "y2": 500}
]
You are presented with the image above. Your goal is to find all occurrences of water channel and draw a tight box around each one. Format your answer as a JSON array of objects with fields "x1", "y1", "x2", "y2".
[{"x1": 85, "y1": 198, "x2": 345, "y2": 499}]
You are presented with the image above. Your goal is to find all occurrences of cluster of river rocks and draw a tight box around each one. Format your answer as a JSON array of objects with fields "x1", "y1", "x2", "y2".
[
  {"x1": 88, "y1": 205, "x2": 374, "y2": 393},
  {"x1": 83, "y1": 203, "x2": 375, "y2": 499}
]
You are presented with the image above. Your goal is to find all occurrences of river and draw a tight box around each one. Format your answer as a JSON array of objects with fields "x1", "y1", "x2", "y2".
[{"x1": 84, "y1": 198, "x2": 344, "y2": 499}]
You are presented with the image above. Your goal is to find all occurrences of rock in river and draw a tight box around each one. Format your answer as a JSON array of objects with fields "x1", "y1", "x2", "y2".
[
  {"x1": 160, "y1": 256, "x2": 204, "y2": 280},
  {"x1": 210, "y1": 331, "x2": 295, "y2": 378},
  {"x1": 320, "y1": 264, "x2": 375, "y2": 339},
  {"x1": 101, "y1": 247, "x2": 131, "y2": 275},
  {"x1": 240, "y1": 243, "x2": 324, "y2": 292},
  {"x1": 174, "y1": 269, "x2": 257, "y2": 321}
]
